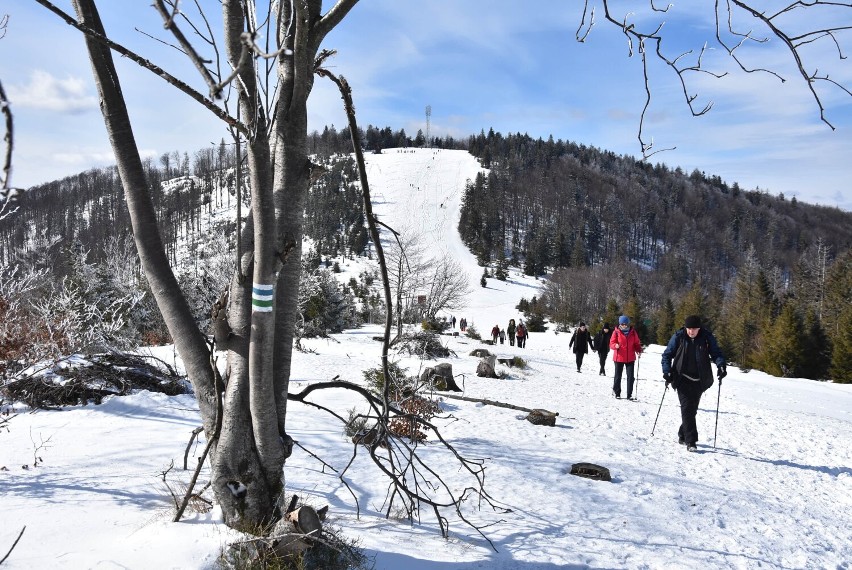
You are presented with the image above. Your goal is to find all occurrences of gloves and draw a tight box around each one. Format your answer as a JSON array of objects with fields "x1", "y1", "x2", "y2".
[
  {"x1": 717, "y1": 365, "x2": 727, "y2": 383},
  {"x1": 663, "y1": 372, "x2": 671, "y2": 387}
]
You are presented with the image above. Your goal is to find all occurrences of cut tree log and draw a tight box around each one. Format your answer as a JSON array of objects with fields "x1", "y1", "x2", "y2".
[
  {"x1": 439, "y1": 393, "x2": 558, "y2": 417},
  {"x1": 286, "y1": 506, "x2": 323, "y2": 539}
]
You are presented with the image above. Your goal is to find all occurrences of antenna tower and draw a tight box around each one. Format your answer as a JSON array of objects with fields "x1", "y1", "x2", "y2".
[{"x1": 425, "y1": 105, "x2": 432, "y2": 148}]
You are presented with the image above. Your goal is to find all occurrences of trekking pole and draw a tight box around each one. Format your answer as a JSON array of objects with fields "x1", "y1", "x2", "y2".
[
  {"x1": 635, "y1": 356, "x2": 640, "y2": 399},
  {"x1": 650, "y1": 383, "x2": 667, "y2": 436},
  {"x1": 713, "y1": 380, "x2": 722, "y2": 448}
]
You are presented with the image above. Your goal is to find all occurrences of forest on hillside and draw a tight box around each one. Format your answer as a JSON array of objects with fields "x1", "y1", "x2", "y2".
[
  {"x1": 1, "y1": 126, "x2": 851, "y2": 382},
  {"x1": 458, "y1": 130, "x2": 852, "y2": 382}
]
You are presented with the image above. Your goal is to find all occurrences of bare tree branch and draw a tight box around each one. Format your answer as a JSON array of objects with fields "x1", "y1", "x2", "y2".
[
  {"x1": 584, "y1": 1, "x2": 852, "y2": 156},
  {"x1": 32, "y1": 0, "x2": 245, "y2": 135}
]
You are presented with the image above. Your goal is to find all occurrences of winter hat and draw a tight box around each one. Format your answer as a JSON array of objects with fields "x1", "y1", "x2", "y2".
[
  {"x1": 618, "y1": 315, "x2": 630, "y2": 326},
  {"x1": 603, "y1": 323, "x2": 610, "y2": 329},
  {"x1": 579, "y1": 321, "x2": 586, "y2": 327},
  {"x1": 684, "y1": 315, "x2": 702, "y2": 328}
]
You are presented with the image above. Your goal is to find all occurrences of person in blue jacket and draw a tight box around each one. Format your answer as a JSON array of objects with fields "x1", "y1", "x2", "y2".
[{"x1": 661, "y1": 315, "x2": 727, "y2": 452}]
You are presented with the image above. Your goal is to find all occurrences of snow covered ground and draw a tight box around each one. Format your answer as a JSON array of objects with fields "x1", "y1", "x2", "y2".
[{"x1": 2, "y1": 148, "x2": 851, "y2": 569}]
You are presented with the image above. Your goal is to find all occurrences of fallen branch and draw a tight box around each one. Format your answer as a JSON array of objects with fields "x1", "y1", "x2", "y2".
[{"x1": 438, "y1": 393, "x2": 557, "y2": 415}]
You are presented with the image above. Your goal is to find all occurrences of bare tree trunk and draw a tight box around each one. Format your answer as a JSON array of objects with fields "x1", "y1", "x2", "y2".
[
  {"x1": 66, "y1": 0, "x2": 359, "y2": 532},
  {"x1": 70, "y1": 0, "x2": 219, "y2": 435}
]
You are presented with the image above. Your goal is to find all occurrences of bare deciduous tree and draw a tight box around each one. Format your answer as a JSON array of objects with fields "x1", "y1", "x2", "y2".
[{"x1": 422, "y1": 255, "x2": 472, "y2": 322}]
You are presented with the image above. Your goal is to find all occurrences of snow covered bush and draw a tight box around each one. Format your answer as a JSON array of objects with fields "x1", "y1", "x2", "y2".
[{"x1": 298, "y1": 264, "x2": 359, "y2": 338}]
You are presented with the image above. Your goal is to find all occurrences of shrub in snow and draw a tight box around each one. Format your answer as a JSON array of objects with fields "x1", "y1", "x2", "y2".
[
  {"x1": 297, "y1": 265, "x2": 358, "y2": 338},
  {"x1": 393, "y1": 330, "x2": 453, "y2": 359}
]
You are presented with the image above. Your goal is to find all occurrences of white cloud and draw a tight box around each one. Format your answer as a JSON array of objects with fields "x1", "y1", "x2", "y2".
[
  {"x1": 7, "y1": 70, "x2": 98, "y2": 113},
  {"x1": 52, "y1": 151, "x2": 115, "y2": 166}
]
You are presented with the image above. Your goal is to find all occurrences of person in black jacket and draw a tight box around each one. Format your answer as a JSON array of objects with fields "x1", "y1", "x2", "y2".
[
  {"x1": 569, "y1": 322, "x2": 594, "y2": 373},
  {"x1": 592, "y1": 323, "x2": 612, "y2": 376},
  {"x1": 661, "y1": 315, "x2": 727, "y2": 452}
]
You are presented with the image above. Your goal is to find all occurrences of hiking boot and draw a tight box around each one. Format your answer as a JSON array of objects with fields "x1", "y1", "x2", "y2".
[
  {"x1": 613, "y1": 390, "x2": 621, "y2": 399},
  {"x1": 678, "y1": 438, "x2": 685, "y2": 445},
  {"x1": 686, "y1": 444, "x2": 697, "y2": 452}
]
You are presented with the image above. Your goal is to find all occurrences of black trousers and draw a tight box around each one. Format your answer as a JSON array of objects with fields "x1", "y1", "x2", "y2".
[
  {"x1": 575, "y1": 352, "x2": 586, "y2": 370},
  {"x1": 612, "y1": 361, "x2": 635, "y2": 398},
  {"x1": 597, "y1": 351, "x2": 608, "y2": 373},
  {"x1": 676, "y1": 380, "x2": 704, "y2": 445}
]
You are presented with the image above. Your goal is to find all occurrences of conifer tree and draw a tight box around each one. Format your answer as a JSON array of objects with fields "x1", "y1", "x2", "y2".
[
  {"x1": 800, "y1": 308, "x2": 831, "y2": 380},
  {"x1": 755, "y1": 303, "x2": 807, "y2": 377},
  {"x1": 823, "y1": 249, "x2": 852, "y2": 340},
  {"x1": 829, "y1": 304, "x2": 852, "y2": 383},
  {"x1": 720, "y1": 249, "x2": 775, "y2": 368},
  {"x1": 675, "y1": 282, "x2": 707, "y2": 329},
  {"x1": 656, "y1": 298, "x2": 676, "y2": 344},
  {"x1": 603, "y1": 299, "x2": 621, "y2": 332},
  {"x1": 622, "y1": 295, "x2": 647, "y2": 343}
]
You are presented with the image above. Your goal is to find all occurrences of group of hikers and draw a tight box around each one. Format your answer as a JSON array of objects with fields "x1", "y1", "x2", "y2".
[
  {"x1": 451, "y1": 312, "x2": 727, "y2": 452},
  {"x1": 489, "y1": 319, "x2": 528, "y2": 347},
  {"x1": 568, "y1": 314, "x2": 726, "y2": 452},
  {"x1": 451, "y1": 315, "x2": 529, "y2": 347}
]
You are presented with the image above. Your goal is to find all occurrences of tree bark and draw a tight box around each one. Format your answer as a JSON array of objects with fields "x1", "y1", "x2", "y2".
[{"x1": 68, "y1": 0, "x2": 360, "y2": 532}]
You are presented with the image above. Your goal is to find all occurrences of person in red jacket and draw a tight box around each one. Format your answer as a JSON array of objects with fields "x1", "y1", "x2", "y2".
[{"x1": 610, "y1": 315, "x2": 642, "y2": 400}]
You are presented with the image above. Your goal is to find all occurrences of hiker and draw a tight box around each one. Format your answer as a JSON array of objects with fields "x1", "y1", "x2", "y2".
[
  {"x1": 661, "y1": 315, "x2": 727, "y2": 452},
  {"x1": 507, "y1": 319, "x2": 517, "y2": 346},
  {"x1": 491, "y1": 324, "x2": 500, "y2": 344},
  {"x1": 499, "y1": 328, "x2": 506, "y2": 344},
  {"x1": 460, "y1": 317, "x2": 467, "y2": 332},
  {"x1": 451, "y1": 315, "x2": 456, "y2": 329},
  {"x1": 592, "y1": 322, "x2": 612, "y2": 376},
  {"x1": 610, "y1": 315, "x2": 642, "y2": 400},
  {"x1": 569, "y1": 322, "x2": 594, "y2": 373},
  {"x1": 516, "y1": 321, "x2": 527, "y2": 348}
]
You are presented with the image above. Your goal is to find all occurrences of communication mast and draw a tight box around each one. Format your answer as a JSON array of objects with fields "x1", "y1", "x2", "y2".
[{"x1": 425, "y1": 105, "x2": 431, "y2": 148}]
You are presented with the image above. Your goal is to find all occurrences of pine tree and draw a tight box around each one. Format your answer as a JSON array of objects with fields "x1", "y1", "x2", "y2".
[
  {"x1": 720, "y1": 249, "x2": 775, "y2": 369},
  {"x1": 622, "y1": 295, "x2": 647, "y2": 343},
  {"x1": 675, "y1": 282, "x2": 708, "y2": 329},
  {"x1": 754, "y1": 303, "x2": 807, "y2": 377},
  {"x1": 800, "y1": 308, "x2": 830, "y2": 380},
  {"x1": 656, "y1": 298, "x2": 676, "y2": 344},
  {"x1": 603, "y1": 299, "x2": 621, "y2": 332},
  {"x1": 829, "y1": 303, "x2": 852, "y2": 383},
  {"x1": 823, "y1": 248, "x2": 852, "y2": 339}
]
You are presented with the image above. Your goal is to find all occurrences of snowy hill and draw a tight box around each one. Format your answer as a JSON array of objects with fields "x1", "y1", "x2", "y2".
[{"x1": 2, "y1": 148, "x2": 852, "y2": 569}]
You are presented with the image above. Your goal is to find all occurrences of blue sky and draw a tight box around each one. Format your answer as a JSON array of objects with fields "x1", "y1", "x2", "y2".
[{"x1": 3, "y1": 1, "x2": 851, "y2": 210}]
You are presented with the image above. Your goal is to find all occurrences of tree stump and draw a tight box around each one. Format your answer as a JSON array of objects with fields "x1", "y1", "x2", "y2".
[
  {"x1": 267, "y1": 503, "x2": 325, "y2": 558},
  {"x1": 476, "y1": 355, "x2": 498, "y2": 378},
  {"x1": 526, "y1": 409, "x2": 557, "y2": 426},
  {"x1": 569, "y1": 462, "x2": 611, "y2": 481},
  {"x1": 420, "y1": 363, "x2": 461, "y2": 391}
]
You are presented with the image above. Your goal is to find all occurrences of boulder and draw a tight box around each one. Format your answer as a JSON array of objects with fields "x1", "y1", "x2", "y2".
[{"x1": 469, "y1": 348, "x2": 492, "y2": 358}]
